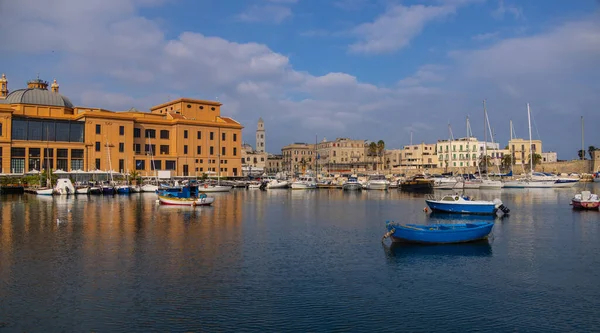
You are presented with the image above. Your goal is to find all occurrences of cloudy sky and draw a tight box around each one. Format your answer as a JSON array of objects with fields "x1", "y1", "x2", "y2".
[{"x1": 1, "y1": 0, "x2": 599, "y2": 158}]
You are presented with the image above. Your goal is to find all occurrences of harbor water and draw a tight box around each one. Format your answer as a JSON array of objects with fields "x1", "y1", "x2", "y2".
[{"x1": 1, "y1": 185, "x2": 600, "y2": 332}]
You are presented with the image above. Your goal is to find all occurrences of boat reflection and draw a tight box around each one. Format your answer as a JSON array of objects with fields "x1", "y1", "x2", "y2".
[
  {"x1": 427, "y1": 212, "x2": 504, "y2": 222},
  {"x1": 383, "y1": 239, "x2": 492, "y2": 258}
]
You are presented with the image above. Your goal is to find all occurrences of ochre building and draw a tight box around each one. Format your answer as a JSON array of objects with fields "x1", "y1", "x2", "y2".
[{"x1": 0, "y1": 75, "x2": 243, "y2": 177}]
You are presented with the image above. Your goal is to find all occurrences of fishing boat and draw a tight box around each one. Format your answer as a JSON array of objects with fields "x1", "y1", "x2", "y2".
[
  {"x1": 116, "y1": 185, "x2": 131, "y2": 194},
  {"x1": 291, "y1": 176, "x2": 317, "y2": 189},
  {"x1": 158, "y1": 193, "x2": 214, "y2": 206},
  {"x1": 383, "y1": 220, "x2": 494, "y2": 244},
  {"x1": 425, "y1": 194, "x2": 509, "y2": 215},
  {"x1": 89, "y1": 186, "x2": 103, "y2": 195},
  {"x1": 399, "y1": 174, "x2": 433, "y2": 192},
  {"x1": 571, "y1": 190, "x2": 600, "y2": 210},
  {"x1": 342, "y1": 177, "x2": 362, "y2": 191}
]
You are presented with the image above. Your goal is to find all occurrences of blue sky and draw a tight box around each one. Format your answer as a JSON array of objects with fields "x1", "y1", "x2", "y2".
[{"x1": 1, "y1": 0, "x2": 599, "y2": 158}]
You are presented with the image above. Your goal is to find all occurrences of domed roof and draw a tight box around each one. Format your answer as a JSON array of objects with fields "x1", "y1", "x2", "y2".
[{"x1": 2, "y1": 88, "x2": 74, "y2": 108}]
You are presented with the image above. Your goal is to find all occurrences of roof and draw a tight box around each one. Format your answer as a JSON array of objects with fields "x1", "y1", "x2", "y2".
[
  {"x1": 1, "y1": 88, "x2": 74, "y2": 108},
  {"x1": 150, "y1": 97, "x2": 222, "y2": 110}
]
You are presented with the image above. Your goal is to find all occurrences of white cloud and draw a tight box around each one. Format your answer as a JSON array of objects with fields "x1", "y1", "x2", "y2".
[
  {"x1": 236, "y1": 4, "x2": 293, "y2": 24},
  {"x1": 492, "y1": 0, "x2": 523, "y2": 20},
  {"x1": 349, "y1": 4, "x2": 456, "y2": 54}
]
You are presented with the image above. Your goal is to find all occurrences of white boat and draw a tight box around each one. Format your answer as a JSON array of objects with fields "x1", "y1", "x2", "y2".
[
  {"x1": 365, "y1": 175, "x2": 389, "y2": 190},
  {"x1": 432, "y1": 176, "x2": 460, "y2": 190},
  {"x1": 462, "y1": 178, "x2": 482, "y2": 189},
  {"x1": 291, "y1": 176, "x2": 317, "y2": 189},
  {"x1": 55, "y1": 179, "x2": 75, "y2": 195},
  {"x1": 130, "y1": 185, "x2": 141, "y2": 193},
  {"x1": 266, "y1": 179, "x2": 289, "y2": 189},
  {"x1": 75, "y1": 186, "x2": 90, "y2": 195},
  {"x1": 198, "y1": 184, "x2": 233, "y2": 192},
  {"x1": 36, "y1": 188, "x2": 54, "y2": 195},
  {"x1": 141, "y1": 184, "x2": 159, "y2": 192},
  {"x1": 479, "y1": 179, "x2": 503, "y2": 189},
  {"x1": 503, "y1": 179, "x2": 557, "y2": 188},
  {"x1": 157, "y1": 194, "x2": 215, "y2": 206},
  {"x1": 342, "y1": 177, "x2": 362, "y2": 191},
  {"x1": 248, "y1": 182, "x2": 262, "y2": 189},
  {"x1": 571, "y1": 190, "x2": 600, "y2": 209}
]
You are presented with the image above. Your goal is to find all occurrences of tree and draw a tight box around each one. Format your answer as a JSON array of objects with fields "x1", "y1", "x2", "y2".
[
  {"x1": 589, "y1": 146, "x2": 597, "y2": 160},
  {"x1": 501, "y1": 154, "x2": 513, "y2": 171},
  {"x1": 368, "y1": 142, "x2": 377, "y2": 157},
  {"x1": 130, "y1": 170, "x2": 141, "y2": 184},
  {"x1": 528, "y1": 153, "x2": 542, "y2": 168},
  {"x1": 578, "y1": 149, "x2": 586, "y2": 160},
  {"x1": 377, "y1": 140, "x2": 385, "y2": 170},
  {"x1": 300, "y1": 157, "x2": 307, "y2": 174},
  {"x1": 479, "y1": 155, "x2": 492, "y2": 168}
]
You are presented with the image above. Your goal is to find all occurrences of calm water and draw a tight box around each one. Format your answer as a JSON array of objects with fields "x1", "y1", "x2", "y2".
[{"x1": 1, "y1": 185, "x2": 600, "y2": 332}]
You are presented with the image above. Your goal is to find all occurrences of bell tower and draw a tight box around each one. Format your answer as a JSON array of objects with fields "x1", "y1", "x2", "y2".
[
  {"x1": 0, "y1": 74, "x2": 8, "y2": 99},
  {"x1": 51, "y1": 79, "x2": 59, "y2": 93},
  {"x1": 256, "y1": 117, "x2": 265, "y2": 153}
]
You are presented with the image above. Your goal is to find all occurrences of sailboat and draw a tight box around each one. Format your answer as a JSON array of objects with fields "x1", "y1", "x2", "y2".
[
  {"x1": 199, "y1": 128, "x2": 232, "y2": 193},
  {"x1": 37, "y1": 127, "x2": 55, "y2": 195},
  {"x1": 479, "y1": 100, "x2": 503, "y2": 189},
  {"x1": 101, "y1": 138, "x2": 115, "y2": 195},
  {"x1": 503, "y1": 103, "x2": 556, "y2": 188},
  {"x1": 141, "y1": 137, "x2": 159, "y2": 192}
]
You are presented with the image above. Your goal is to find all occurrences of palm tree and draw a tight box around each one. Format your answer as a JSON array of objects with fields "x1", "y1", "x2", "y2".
[
  {"x1": 589, "y1": 146, "x2": 597, "y2": 160},
  {"x1": 529, "y1": 153, "x2": 542, "y2": 168},
  {"x1": 377, "y1": 140, "x2": 385, "y2": 170},
  {"x1": 300, "y1": 157, "x2": 307, "y2": 174},
  {"x1": 368, "y1": 142, "x2": 378, "y2": 170},
  {"x1": 578, "y1": 149, "x2": 586, "y2": 160},
  {"x1": 501, "y1": 154, "x2": 513, "y2": 172},
  {"x1": 479, "y1": 155, "x2": 492, "y2": 169}
]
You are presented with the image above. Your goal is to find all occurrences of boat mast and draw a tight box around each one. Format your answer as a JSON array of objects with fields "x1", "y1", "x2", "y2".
[
  {"x1": 217, "y1": 127, "x2": 221, "y2": 186},
  {"x1": 148, "y1": 137, "x2": 157, "y2": 185},
  {"x1": 581, "y1": 116, "x2": 584, "y2": 161},
  {"x1": 106, "y1": 135, "x2": 114, "y2": 184},
  {"x1": 483, "y1": 100, "x2": 488, "y2": 174},
  {"x1": 527, "y1": 103, "x2": 533, "y2": 174},
  {"x1": 485, "y1": 104, "x2": 501, "y2": 176}
]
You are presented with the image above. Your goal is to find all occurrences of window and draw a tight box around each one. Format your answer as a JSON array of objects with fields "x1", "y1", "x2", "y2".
[
  {"x1": 160, "y1": 145, "x2": 169, "y2": 155},
  {"x1": 160, "y1": 130, "x2": 169, "y2": 139},
  {"x1": 119, "y1": 143, "x2": 124, "y2": 153},
  {"x1": 145, "y1": 144, "x2": 156, "y2": 155},
  {"x1": 71, "y1": 149, "x2": 84, "y2": 158},
  {"x1": 222, "y1": 147, "x2": 226, "y2": 156},
  {"x1": 134, "y1": 128, "x2": 141, "y2": 138},
  {"x1": 135, "y1": 160, "x2": 145, "y2": 170},
  {"x1": 0, "y1": 123, "x2": 2, "y2": 136},
  {"x1": 210, "y1": 146, "x2": 214, "y2": 155},
  {"x1": 233, "y1": 147, "x2": 237, "y2": 156},
  {"x1": 184, "y1": 130, "x2": 188, "y2": 139},
  {"x1": 151, "y1": 160, "x2": 162, "y2": 170},
  {"x1": 197, "y1": 131, "x2": 201, "y2": 139},
  {"x1": 183, "y1": 165, "x2": 189, "y2": 176},
  {"x1": 222, "y1": 132, "x2": 226, "y2": 141},
  {"x1": 165, "y1": 160, "x2": 176, "y2": 170},
  {"x1": 119, "y1": 159, "x2": 124, "y2": 172},
  {"x1": 119, "y1": 126, "x2": 124, "y2": 136},
  {"x1": 95, "y1": 142, "x2": 101, "y2": 152},
  {"x1": 210, "y1": 132, "x2": 214, "y2": 140},
  {"x1": 233, "y1": 167, "x2": 238, "y2": 176},
  {"x1": 184, "y1": 145, "x2": 188, "y2": 154},
  {"x1": 145, "y1": 129, "x2": 156, "y2": 138},
  {"x1": 95, "y1": 159, "x2": 101, "y2": 170},
  {"x1": 233, "y1": 133, "x2": 237, "y2": 142},
  {"x1": 197, "y1": 146, "x2": 201, "y2": 154},
  {"x1": 133, "y1": 144, "x2": 141, "y2": 154},
  {"x1": 96, "y1": 124, "x2": 101, "y2": 134}
]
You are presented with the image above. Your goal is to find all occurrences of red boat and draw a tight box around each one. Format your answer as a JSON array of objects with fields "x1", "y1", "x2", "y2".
[{"x1": 571, "y1": 191, "x2": 600, "y2": 210}]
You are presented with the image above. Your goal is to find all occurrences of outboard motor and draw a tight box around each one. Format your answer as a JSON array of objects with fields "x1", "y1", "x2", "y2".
[
  {"x1": 498, "y1": 204, "x2": 510, "y2": 215},
  {"x1": 259, "y1": 181, "x2": 267, "y2": 191}
]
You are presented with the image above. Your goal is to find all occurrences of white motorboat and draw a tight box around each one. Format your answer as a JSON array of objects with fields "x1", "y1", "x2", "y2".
[
  {"x1": 130, "y1": 185, "x2": 141, "y2": 193},
  {"x1": 503, "y1": 179, "x2": 557, "y2": 188},
  {"x1": 342, "y1": 177, "x2": 362, "y2": 191},
  {"x1": 54, "y1": 179, "x2": 75, "y2": 195},
  {"x1": 75, "y1": 186, "x2": 90, "y2": 195},
  {"x1": 479, "y1": 179, "x2": 503, "y2": 189},
  {"x1": 432, "y1": 176, "x2": 460, "y2": 190},
  {"x1": 365, "y1": 175, "x2": 389, "y2": 190},
  {"x1": 291, "y1": 176, "x2": 317, "y2": 190},
  {"x1": 158, "y1": 194, "x2": 214, "y2": 206},
  {"x1": 36, "y1": 188, "x2": 54, "y2": 195},
  {"x1": 198, "y1": 184, "x2": 233, "y2": 192},
  {"x1": 266, "y1": 179, "x2": 289, "y2": 189},
  {"x1": 247, "y1": 182, "x2": 262, "y2": 189},
  {"x1": 141, "y1": 184, "x2": 159, "y2": 192},
  {"x1": 571, "y1": 190, "x2": 600, "y2": 209}
]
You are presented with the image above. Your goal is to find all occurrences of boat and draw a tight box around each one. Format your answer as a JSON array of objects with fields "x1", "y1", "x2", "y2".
[
  {"x1": 54, "y1": 179, "x2": 75, "y2": 195},
  {"x1": 383, "y1": 220, "x2": 495, "y2": 244},
  {"x1": 36, "y1": 188, "x2": 54, "y2": 195},
  {"x1": 129, "y1": 185, "x2": 141, "y2": 193},
  {"x1": 266, "y1": 179, "x2": 289, "y2": 189},
  {"x1": 571, "y1": 190, "x2": 600, "y2": 210},
  {"x1": 399, "y1": 174, "x2": 433, "y2": 192},
  {"x1": 89, "y1": 186, "x2": 103, "y2": 195},
  {"x1": 432, "y1": 175, "x2": 460, "y2": 190},
  {"x1": 425, "y1": 194, "x2": 509, "y2": 215},
  {"x1": 365, "y1": 174, "x2": 389, "y2": 190},
  {"x1": 199, "y1": 183, "x2": 233, "y2": 192},
  {"x1": 141, "y1": 184, "x2": 158, "y2": 192},
  {"x1": 101, "y1": 184, "x2": 115, "y2": 195},
  {"x1": 342, "y1": 177, "x2": 362, "y2": 191},
  {"x1": 75, "y1": 185, "x2": 90, "y2": 195},
  {"x1": 594, "y1": 172, "x2": 600, "y2": 183},
  {"x1": 290, "y1": 176, "x2": 317, "y2": 190},
  {"x1": 116, "y1": 185, "x2": 131, "y2": 194},
  {"x1": 158, "y1": 193, "x2": 214, "y2": 206},
  {"x1": 247, "y1": 181, "x2": 262, "y2": 189}
]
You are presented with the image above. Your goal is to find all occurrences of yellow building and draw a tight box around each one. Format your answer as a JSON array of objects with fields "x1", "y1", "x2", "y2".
[
  {"x1": 398, "y1": 142, "x2": 438, "y2": 170},
  {"x1": 281, "y1": 142, "x2": 315, "y2": 175},
  {"x1": 436, "y1": 137, "x2": 479, "y2": 169},
  {"x1": 0, "y1": 75, "x2": 243, "y2": 177},
  {"x1": 508, "y1": 138, "x2": 542, "y2": 166},
  {"x1": 316, "y1": 138, "x2": 369, "y2": 174}
]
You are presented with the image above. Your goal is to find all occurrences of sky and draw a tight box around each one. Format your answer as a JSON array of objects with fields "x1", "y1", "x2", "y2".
[{"x1": 1, "y1": 0, "x2": 599, "y2": 159}]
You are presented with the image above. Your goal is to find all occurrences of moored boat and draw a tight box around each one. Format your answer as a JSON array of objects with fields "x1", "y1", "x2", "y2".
[
  {"x1": 116, "y1": 185, "x2": 131, "y2": 194},
  {"x1": 383, "y1": 220, "x2": 494, "y2": 244},
  {"x1": 291, "y1": 176, "x2": 317, "y2": 190},
  {"x1": 198, "y1": 184, "x2": 233, "y2": 192},
  {"x1": 141, "y1": 184, "x2": 159, "y2": 192},
  {"x1": 266, "y1": 179, "x2": 289, "y2": 189},
  {"x1": 365, "y1": 175, "x2": 389, "y2": 190},
  {"x1": 36, "y1": 188, "x2": 54, "y2": 195},
  {"x1": 158, "y1": 193, "x2": 214, "y2": 206},
  {"x1": 571, "y1": 191, "x2": 600, "y2": 210},
  {"x1": 75, "y1": 186, "x2": 90, "y2": 195},
  {"x1": 399, "y1": 174, "x2": 434, "y2": 192},
  {"x1": 425, "y1": 194, "x2": 509, "y2": 215},
  {"x1": 342, "y1": 177, "x2": 362, "y2": 191}
]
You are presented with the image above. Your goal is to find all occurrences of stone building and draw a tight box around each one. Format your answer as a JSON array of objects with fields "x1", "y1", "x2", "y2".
[
  {"x1": 398, "y1": 143, "x2": 438, "y2": 170},
  {"x1": 0, "y1": 74, "x2": 243, "y2": 177},
  {"x1": 508, "y1": 138, "x2": 542, "y2": 166},
  {"x1": 316, "y1": 138, "x2": 369, "y2": 174},
  {"x1": 281, "y1": 142, "x2": 315, "y2": 175}
]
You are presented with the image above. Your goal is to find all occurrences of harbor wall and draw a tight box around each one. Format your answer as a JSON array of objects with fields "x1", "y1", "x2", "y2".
[{"x1": 537, "y1": 160, "x2": 592, "y2": 174}]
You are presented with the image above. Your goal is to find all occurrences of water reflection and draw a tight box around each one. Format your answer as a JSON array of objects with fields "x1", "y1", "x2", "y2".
[{"x1": 383, "y1": 240, "x2": 493, "y2": 259}]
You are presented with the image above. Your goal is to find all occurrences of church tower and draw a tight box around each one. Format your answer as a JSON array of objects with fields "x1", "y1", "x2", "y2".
[
  {"x1": 0, "y1": 74, "x2": 8, "y2": 99},
  {"x1": 51, "y1": 79, "x2": 59, "y2": 93},
  {"x1": 256, "y1": 117, "x2": 265, "y2": 153}
]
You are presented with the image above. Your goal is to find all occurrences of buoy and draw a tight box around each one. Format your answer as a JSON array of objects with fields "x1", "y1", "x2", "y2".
[{"x1": 423, "y1": 207, "x2": 428, "y2": 213}]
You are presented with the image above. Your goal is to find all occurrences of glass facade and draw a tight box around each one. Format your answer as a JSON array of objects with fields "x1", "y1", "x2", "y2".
[{"x1": 11, "y1": 117, "x2": 84, "y2": 142}]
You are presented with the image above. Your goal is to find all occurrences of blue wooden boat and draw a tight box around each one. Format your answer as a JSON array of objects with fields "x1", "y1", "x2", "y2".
[
  {"x1": 425, "y1": 194, "x2": 509, "y2": 215},
  {"x1": 384, "y1": 220, "x2": 494, "y2": 244}
]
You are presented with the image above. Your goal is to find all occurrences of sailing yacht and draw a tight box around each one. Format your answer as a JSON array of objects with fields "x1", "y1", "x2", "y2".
[{"x1": 479, "y1": 100, "x2": 503, "y2": 189}]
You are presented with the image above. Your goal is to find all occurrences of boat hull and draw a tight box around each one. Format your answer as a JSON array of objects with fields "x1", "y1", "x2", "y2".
[
  {"x1": 266, "y1": 181, "x2": 289, "y2": 189},
  {"x1": 36, "y1": 188, "x2": 54, "y2": 195},
  {"x1": 342, "y1": 183, "x2": 362, "y2": 191},
  {"x1": 386, "y1": 221, "x2": 494, "y2": 244},
  {"x1": 572, "y1": 200, "x2": 600, "y2": 209},
  {"x1": 89, "y1": 187, "x2": 102, "y2": 195},
  {"x1": 141, "y1": 184, "x2": 159, "y2": 192},
  {"x1": 116, "y1": 186, "x2": 131, "y2": 194},
  {"x1": 426, "y1": 200, "x2": 497, "y2": 215},
  {"x1": 366, "y1": 183, "x2": 388, "y2": 190},
  {"x1": 76, "y1": 187, "x2": 90, "y2": 195},
  {"x1": 290, "y1": 183, "x2": 317, "y2": 190},
  {"x1": 158, "y1": 195, "x2": 214, "y2": 206},
  {"x1": 198, "y1": 185, "x2": 232, "y2": 192}
]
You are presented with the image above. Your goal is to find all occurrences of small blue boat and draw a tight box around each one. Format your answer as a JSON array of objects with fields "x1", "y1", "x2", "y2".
[
  {"x1": 384, "y1": 220, "x2": 494, "y2": 244},
  {"x1": 425, "y1": 194, "x2": 509, "y2": 215}
]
